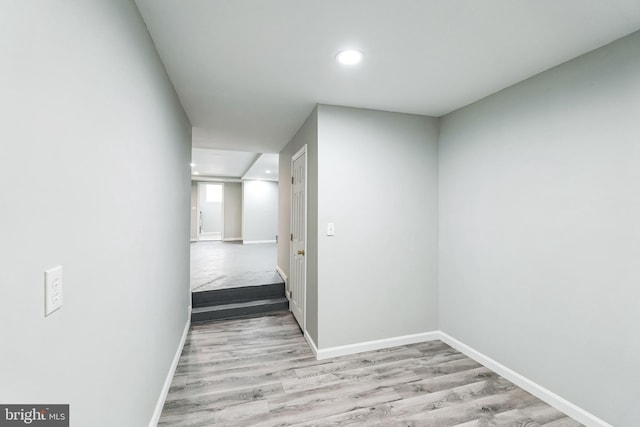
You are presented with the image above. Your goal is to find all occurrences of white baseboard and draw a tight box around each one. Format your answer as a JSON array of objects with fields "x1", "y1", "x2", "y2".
[
  {"x1": 243, "y1": 240, "x2": 277, "y2": 245},
  {"x1": 223, "y1": 237, "x2": 242, "y2": 242},
  {"x1": 149, "y1": 307, "x2": 191, "y2": 427},
  {"x1": 275, "y1": 265, "x2": 287, "y2": 287},
  {"x1": 315, "y1": 331, "x2": 440, "y2": 360},
  {"x1": 307, "y1": 329, "x2": 610, "y2": 426},
  {"x1": 438, "y1": 332, "x2": 612, "y2": 427},
  {"x1": 304, "y1": 330, "x2": 319, "y2": 358}
]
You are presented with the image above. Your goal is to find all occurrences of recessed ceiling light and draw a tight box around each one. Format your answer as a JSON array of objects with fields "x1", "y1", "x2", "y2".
[
  {"x1": 336, "y1": 49, "x2": 364, "y2": 65},
  {"x1": 190, "y1": 163, "x2": 196, "y2": 167},
  {"x1": 193, "y1": 171, "x2": 199, "y2": 175},
  {"x1": 265, "y1": 170, "x2": 271, "y2": 174}
]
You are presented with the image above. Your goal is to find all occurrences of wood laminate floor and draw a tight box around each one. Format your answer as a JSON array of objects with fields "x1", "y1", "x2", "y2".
[{"x1": 159, "y1": 312, "x2": 583, "y2": 426}]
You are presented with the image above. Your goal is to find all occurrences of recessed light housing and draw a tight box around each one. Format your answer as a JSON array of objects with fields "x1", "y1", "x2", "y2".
[
  {"x1": 265, "y1": 170, "x2": 271, "y2": 174},
  {"x1": 190, "y1": 163, "x2": 196, "y2": 167},
  {"x1": 336, "y1": 49, "x2": 364, "y2": 65},
  {"x1": 193, "y1": 171, "x2": 199, "y2": 175}
]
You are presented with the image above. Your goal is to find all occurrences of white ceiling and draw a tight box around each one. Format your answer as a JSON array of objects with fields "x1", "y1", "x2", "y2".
[
  {"x1": 191, "y1": 148, "x2": 278, "y2": 181},
  {"x1": 242, "y1": 154, "x2": 279, "y2": 181},
  {"x1": 191, "y1": 148, "x2": 258, "y2": 178},
  {"x1": 135, "y1": 0, "x2": 640, "y2": 155}
]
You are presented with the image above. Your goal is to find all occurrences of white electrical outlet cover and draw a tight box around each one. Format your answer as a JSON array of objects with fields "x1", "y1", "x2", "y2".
[{"x1": 45, "y1": 266, "x2": 63, "y2": 316}]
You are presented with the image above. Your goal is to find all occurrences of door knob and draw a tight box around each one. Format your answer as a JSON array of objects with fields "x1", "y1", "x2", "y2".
[{"x1": 297, "y1": 250, "x2": 305, "y2": 255}]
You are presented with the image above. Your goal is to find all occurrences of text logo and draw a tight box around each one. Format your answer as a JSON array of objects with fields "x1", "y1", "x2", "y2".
[{"x1": 0, "y1": 405, "x2": 68, "y2": 426}]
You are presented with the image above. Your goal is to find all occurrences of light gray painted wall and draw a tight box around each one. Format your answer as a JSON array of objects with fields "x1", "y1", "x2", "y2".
[
  {"x1": 242, "y1": 180, "x2": 278, "y2": 242},
  {"x1": 439, "y1": 31, "x2": 640, "y2": 427},
  {"x1": 0, "y1": 1, "x2": 191, "y2": 426},
  {"x1": 223, "y1": 182, "x2": 242, "y2": 239},
  {"x1": 317, "y1": 105, "x2": 439, "y2": 349},
  {"x1": 278, "y1": 107, "x2": 318, "y2": 342}
]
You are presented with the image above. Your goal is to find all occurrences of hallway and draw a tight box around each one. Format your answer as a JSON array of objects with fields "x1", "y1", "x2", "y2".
[{"x1": 190, "y1": 241, "x2": 281, "y2": 292}]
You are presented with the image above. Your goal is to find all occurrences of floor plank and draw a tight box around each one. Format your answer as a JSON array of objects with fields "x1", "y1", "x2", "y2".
[{"x1": 158, "y1": 312, "x2": 584, "y2": 426}]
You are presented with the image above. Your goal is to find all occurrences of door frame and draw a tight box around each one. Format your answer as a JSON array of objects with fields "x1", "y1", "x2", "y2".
[
  {"x1": 196, "y1": 181, "x2": 225, "y2": 241},
  {"x1": 290, "y1": 145, "x2": 307, "y2": 330}
]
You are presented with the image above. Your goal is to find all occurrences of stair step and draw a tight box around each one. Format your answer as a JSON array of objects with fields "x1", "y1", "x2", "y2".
[
  {"x1": 192, "y1": 282, "x2": 285, "y2": 308},
  {"x1": 191, "y1": 297, "x2": 289, "y2": 323}
]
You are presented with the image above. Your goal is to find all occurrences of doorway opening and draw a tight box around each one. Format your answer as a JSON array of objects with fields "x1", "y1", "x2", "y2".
[
  {"x1": 197, "y1": 182, "x2": 223, "y2": 241},
  {"x1": 189, "y1": 151, "x2": 286, "y2": 323}
]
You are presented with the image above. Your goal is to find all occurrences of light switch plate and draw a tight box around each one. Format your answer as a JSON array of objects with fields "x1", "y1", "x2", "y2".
[
  {"x1": 45, "y1": 266, "x2": 63, "y2": 316},
  {"x1": 327, "y1": 222, "x2": 335, "y2": 236}
]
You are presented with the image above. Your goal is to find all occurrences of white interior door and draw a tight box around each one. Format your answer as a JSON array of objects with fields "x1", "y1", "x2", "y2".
[
  {"x1": 198, "y1": 182, "x2": 223, "y2": 241},
  {"x1": 290, "y1": 147, "x2": 306, "y2": 329}
]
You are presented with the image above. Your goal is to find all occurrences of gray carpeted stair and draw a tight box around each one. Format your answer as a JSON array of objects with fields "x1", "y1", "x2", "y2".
[{"x1": 191, "y1": 281, "x2": 288, "y2": 323}]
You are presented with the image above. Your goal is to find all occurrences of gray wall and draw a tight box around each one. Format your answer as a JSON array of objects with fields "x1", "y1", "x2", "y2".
[
  {"x1": 279, "y1": 107, "x2": 319, "y2": 342},
  {"x1": 317, "y1": 105, "x2": 439, "y2": 348},
  {"x1": 190, "y1": 181, "x2": 242, "y2": 240},
  {"x1": 0, "y1": 1, "x2": 191, "y2": 426},
  {"x1": 243, "y1": 180, "x2": 278, "y2": 243},
  {"x1": 439, "y1": 31, "x2": 640, "y2": 427},
  {"x1": 223, "y1": 182, "x2": 242, "y2": 240}
]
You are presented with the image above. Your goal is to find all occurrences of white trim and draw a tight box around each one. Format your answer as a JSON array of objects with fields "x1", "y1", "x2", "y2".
[
  {"x1": 275, "y1": 265, "x2": 288, "y2": 293},
  {"x1": 304, "y1": 330, "x2": 319, "y2": 358},
  {"x1": 243, "y1": 239, "x2": 277, "y2": 245},
  {"x1": 315, "y1": 331, "x2": 440, "y2": 360},
  {"x1": 241, "y1": 177, "x2": 278, "y2": 182},
  {"x1": 223, "y1": 237, "x2": 242, "y2": 242},
  {"x1": 275, "y1": 265, "x2": 287, "y2": 281},
  {"x1": 191, "y1": 176, "x2": 242, "y2": 183},
  {"x1": 149, "y1": 307, "x2": 191, "y2": 427},
  {"x1": 438, "y1": 332, "x2": 613, "y2": 427}
]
